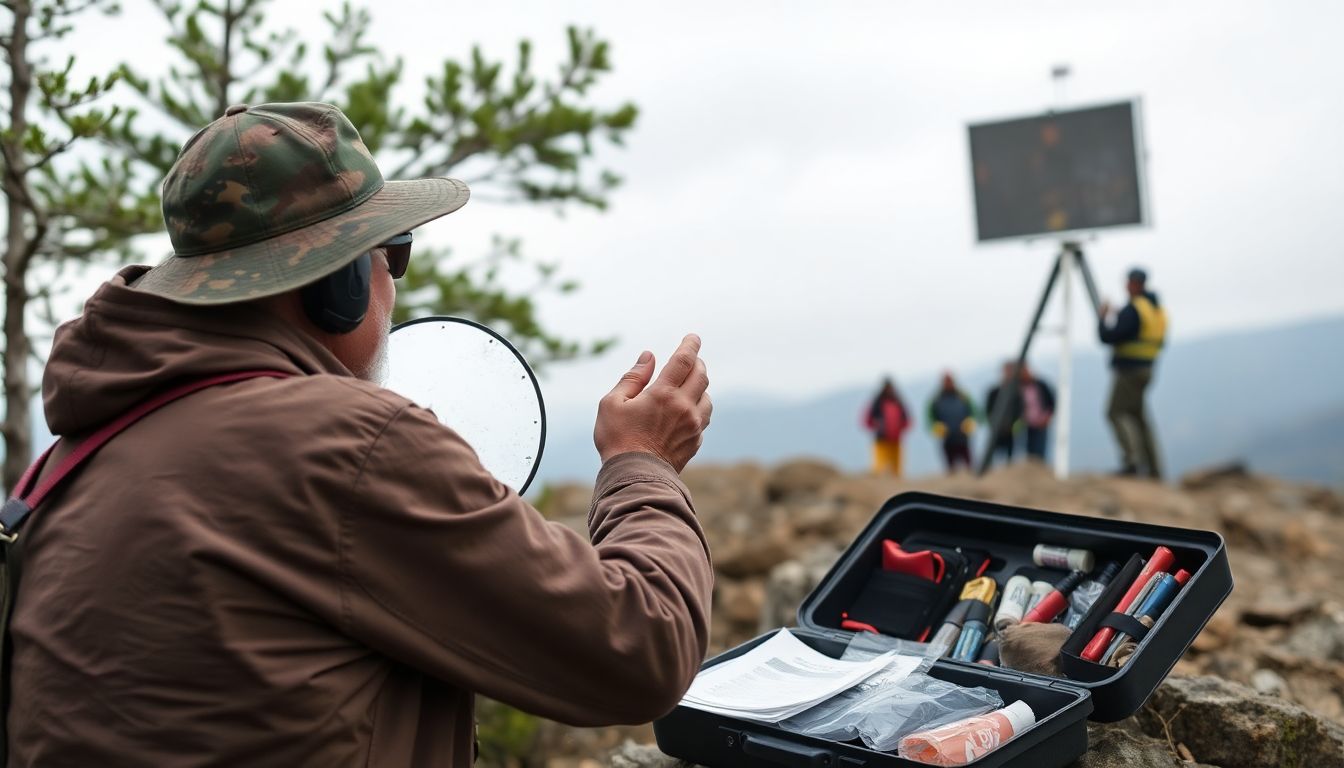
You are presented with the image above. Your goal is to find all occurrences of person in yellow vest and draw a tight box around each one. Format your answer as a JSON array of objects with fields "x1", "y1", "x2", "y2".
[{"x1": 1098, "y1": 267, "x2": 1168, "y2": 478}]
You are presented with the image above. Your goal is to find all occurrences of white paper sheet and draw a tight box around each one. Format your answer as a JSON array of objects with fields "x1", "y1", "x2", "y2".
[{"x1": 680, "y1": 629, "x2": 919, "y2": 723}]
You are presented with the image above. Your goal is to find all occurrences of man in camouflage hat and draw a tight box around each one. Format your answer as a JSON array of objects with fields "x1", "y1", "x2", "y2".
[{"x1": 7, "y1": 102, "x2": 714, "y2": 766}]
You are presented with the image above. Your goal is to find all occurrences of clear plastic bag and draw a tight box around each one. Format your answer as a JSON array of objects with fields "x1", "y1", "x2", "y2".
[
  {"x1": 843, "y1": 632, "x2": 941, "y2": 662},
  {"x1": 780, "y1": 634, "x2": 1004, "y2": 751},
  {"x1": 896, "y1": 700, "x2": 1036, "y2": 765},
  {"x1": 1063, "y1": 578, "x2": 1108, "y2": 629},
  {"x1": 852, "y1": 673, "x2": 1005, "y2": 752}
]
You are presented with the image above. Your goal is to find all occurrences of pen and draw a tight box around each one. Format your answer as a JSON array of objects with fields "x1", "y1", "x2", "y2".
[{"x1": 1125, "y1": 573, "x2": 1165, "y2": 618}]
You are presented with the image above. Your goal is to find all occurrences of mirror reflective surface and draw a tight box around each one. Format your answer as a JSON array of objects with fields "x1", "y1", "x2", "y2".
[{"x1": 385, "y1": 317, "x2": 545, "y2": 494}]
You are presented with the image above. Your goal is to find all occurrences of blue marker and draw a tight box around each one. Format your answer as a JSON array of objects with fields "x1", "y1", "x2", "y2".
[
  {"x1": 1101, "y1": 573, "x2": 1182, "y2": 664},
  {"x1": 951, "y1": 601, "x2": 991, "y2": 662},
  {"x1": 1135, "y1": 573, "x2": 1182, "y2": 622}
]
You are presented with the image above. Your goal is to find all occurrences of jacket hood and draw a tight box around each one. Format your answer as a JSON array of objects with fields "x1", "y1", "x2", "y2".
[{"x1": 43, "y1": 266, "x2": 351, "y2": 436}]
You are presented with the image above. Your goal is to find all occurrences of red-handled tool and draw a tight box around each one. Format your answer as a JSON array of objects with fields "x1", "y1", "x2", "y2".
[{"x1": 881, "y1": 540, "x2": 945, "y2": 582}]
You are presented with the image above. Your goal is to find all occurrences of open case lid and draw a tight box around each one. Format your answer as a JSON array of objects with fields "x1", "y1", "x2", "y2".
[{"x1": 794, "y1": 492, "x2": 1233, "y2": 722}]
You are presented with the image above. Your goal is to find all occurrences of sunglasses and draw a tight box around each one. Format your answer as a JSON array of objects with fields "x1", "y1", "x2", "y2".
[{"x1": 378, "y1": 232, "x2": 413, "y2": 279}]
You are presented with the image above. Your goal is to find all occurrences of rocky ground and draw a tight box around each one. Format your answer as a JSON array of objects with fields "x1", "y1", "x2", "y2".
[{"x1": 506, "y1": 460, "x2": 1344, "y2": 767}]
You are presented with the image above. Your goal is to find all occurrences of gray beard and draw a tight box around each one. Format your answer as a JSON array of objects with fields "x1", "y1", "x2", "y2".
[{"x1": 355, "y1": 317, "x2": 392, "y2": 385}]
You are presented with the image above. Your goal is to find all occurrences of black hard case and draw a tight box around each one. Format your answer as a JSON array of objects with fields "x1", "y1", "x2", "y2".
[{"x1": 654, "y1": 492, "x2": 1233, "y2": 767}]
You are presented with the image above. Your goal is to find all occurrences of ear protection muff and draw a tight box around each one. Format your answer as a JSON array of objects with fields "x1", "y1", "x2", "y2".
[{"x1": 301, "y1": 252, "x2": 372, "y2": 334}]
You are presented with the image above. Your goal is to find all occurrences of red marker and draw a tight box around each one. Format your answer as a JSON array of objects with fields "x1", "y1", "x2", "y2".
[
  {"x1": 1081, "y1": 546, "x2": 1176, "y2": 662},
  {"x1": 1021, "y1": 570, "x2": 1087, "y2": 624}
]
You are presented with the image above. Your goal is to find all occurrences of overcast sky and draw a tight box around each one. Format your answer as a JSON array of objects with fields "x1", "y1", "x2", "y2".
[{"x1": 59, "y1": 0, "x2": 1344, "y2": 416}]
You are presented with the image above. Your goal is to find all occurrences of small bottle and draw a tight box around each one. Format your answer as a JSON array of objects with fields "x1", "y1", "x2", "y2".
[
  {"x1": 898, "y1": 701, "x2": 1037, "y2": 766},
  {"x1": 993, "y1": 575, "x2": 1032, "y2": 632},
  {"x1": 1033, "y1": 544, "x2": 1095, "y2": 573},
  {"x1": 1024, "y1": 580, "x2": 1052, "y2": 613}
]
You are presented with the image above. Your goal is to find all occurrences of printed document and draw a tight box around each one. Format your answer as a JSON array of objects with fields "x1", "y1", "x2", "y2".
[{"x1": 680, "y1": 628, "x2": 920, "y2": 722}]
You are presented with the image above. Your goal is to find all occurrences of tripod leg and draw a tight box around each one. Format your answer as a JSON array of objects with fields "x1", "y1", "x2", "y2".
[
  {"x1": 976, "y1": 250, "x2": 1063, "y2": 476},
  {"x1": 1072, "y1": 245, "x2": 1104, "y2": 315}
]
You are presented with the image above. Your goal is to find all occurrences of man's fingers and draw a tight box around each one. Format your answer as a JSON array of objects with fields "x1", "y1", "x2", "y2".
[
  {"x1": 654, "y1": 334, "x2": 701, "y2": 389},
  {"x1": 697, "y1": 391, "x2": 713, "y2": 428},
  {"x1": 683, "y1": 358, "x2": 709, "y2": 400},
  {"x1": 608, "y1": 350, "x2": 655, "y2": 401}
]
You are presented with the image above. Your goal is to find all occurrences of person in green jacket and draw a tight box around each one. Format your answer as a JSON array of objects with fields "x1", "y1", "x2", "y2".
[{"x1": 926, "y1": 372, "x2": 980, "y2": 473}]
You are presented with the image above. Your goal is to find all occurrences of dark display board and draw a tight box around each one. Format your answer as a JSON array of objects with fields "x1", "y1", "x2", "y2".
[{"x1": 968, "y1": 101, "x2": 1145, "y2": 241}]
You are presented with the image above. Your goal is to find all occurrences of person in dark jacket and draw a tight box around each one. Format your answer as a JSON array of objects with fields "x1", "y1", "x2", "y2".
[
  {"x1": 863, "y1": 376, "x2": 911, "y2": 476},
  {"x1": 984, "y1": 362, "x2": 1023, "y2": 465},
  {"x1": 1098, "y1": 267, "x2": 1167, "y2": 478},
  {"x1": 926, "y1": 372, "x2": 979, "y2": 473},
  {"x1": 1019, "y1": 363, "x2": 1056, "y2": 460}
]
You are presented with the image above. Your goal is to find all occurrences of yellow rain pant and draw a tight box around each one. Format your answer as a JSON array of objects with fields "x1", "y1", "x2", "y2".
[{"x1": 872, "y1": 439, "x2": 903, "y2": 477}]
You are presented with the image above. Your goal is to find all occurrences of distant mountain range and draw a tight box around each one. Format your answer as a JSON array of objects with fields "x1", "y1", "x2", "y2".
[
  {"x1": 535, "y1": 315, "x2": 1344, "y2": 488},
  {"x1": 20, "y1": 314, "x2": 1343, "y2": 490},
  {"x1": 1239, "y1": 406, "x2": 1344, "y2": 485}
]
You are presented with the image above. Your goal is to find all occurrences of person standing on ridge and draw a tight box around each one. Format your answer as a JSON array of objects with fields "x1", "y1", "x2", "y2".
[
  {"x1": 1098, "y1": 266, "x2": 1167, "y2": 479},
  {"x1": 984, "y1": 362, "x2": 1024, "y2": 466},
  {"x1": 1019, "y1": 363, "x2": 1056, "y2": 461},
  {"x1": 863, "y1": 376, "x2": 911, "y2": 476},
  {"x1": 926, "y1": 372, "x2": 979, "y2": 474}
]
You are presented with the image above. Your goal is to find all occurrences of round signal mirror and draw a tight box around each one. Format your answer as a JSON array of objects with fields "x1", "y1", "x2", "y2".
[{"x1": 385, "y1": 316, "x2": 545, "y2": 494}]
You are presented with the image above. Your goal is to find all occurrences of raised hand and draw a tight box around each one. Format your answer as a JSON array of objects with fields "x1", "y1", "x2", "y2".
[{"x1": 593, "y1": 334, "x2": 713, "y2": 472}]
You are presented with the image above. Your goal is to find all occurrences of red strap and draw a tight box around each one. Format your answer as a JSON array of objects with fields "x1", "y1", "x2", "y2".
[
  {"x1": 10, "y1": 443, "x2": 54, "y2": 504},
  {"x1": 840, "y1": 619, "x2": 880, "y2": 634},
  {"x1": 16, "y1": 370, "x2": 292, "y2": 509}
]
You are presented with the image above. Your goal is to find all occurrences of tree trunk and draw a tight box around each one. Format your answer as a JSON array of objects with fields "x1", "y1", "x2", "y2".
[
  {"x1": 3, "y1": 0, "x2": 34, "y2": 493},
  {"x1": 215, "y1": 0, "x2": 234, "y2": 117}
]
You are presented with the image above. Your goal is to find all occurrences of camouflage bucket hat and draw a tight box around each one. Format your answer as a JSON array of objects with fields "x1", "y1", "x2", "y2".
[{"x1": 134, "y1": 102, "x2": 469, "y2": 305}]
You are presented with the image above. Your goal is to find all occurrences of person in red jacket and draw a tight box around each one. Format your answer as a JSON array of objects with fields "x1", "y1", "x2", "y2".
[{"x1": 863, "y1": 376, "x2": 911, "y2": 476}]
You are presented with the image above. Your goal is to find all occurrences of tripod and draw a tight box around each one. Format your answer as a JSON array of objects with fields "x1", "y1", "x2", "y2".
[{"x1": 977, "y1": 241, "x2": 1103, "y2": 477}]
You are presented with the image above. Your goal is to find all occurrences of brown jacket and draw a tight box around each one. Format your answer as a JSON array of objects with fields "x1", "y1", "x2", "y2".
[{"x1": 7, "y1": 267, "x2": 713, "y2": 766}]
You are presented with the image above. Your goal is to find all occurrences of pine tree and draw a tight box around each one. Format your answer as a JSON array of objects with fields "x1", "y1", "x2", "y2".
[
  {"x1": 114, "y1": 0, "x2": 633, "y2": 363},
  {"x1": 1, "y1": 0, "x2": 162, "y2": 490}
]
